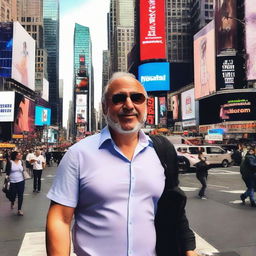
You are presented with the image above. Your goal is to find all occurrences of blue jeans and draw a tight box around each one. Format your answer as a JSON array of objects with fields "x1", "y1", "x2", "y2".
[
  {"x1": 242, "y1": 177, "x2": 255, "y2": 202},
  {"x1": 9, "y1": 180, "x2": 25, "y2": 210}
]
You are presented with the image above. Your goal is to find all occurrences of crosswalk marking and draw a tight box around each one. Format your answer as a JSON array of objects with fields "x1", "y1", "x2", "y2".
[
  {"x1": 18, "y1": 231, "x2": 219, "y2": 256},
  {"x1": 180, "y1": 186, "x2": 199, "y2": 192},
  {"x1": 220, "y1": 190, "x2": 245, "y2": 194}
]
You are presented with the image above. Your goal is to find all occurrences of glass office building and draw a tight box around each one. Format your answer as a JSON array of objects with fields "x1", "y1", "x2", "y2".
[{"x1": 43, "y1": 0, "x2": 60, "y2": 125}]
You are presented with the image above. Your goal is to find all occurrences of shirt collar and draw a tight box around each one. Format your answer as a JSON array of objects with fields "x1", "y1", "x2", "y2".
[{"x1": 99, "y1": 126, "x2": 152, "y2": 149}]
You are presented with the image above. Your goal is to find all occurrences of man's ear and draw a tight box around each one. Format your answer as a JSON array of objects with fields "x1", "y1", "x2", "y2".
[{"x1": 102, "y1": 102, "x2": 108, "y2": 115}]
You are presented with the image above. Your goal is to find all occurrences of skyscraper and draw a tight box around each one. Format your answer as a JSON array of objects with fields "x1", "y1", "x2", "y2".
[
  {"x1": 43, "y1": 0, "x2": 60, "y2": 125},
  {"x1": 73, "y1": 23, "x2": 93, "y2": 135},
  {"x1": 108, "y1": 0, "x2": 135, "y2": 74}
]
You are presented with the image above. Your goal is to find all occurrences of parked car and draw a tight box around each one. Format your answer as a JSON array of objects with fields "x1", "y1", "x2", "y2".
[{"x1": 174, "y1": 144, "x2": 232, "y2": 171}]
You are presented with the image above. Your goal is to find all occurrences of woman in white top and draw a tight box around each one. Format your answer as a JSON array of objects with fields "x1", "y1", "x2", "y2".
[{"x1": 6, "y1": 151, "x2": 25, "y2": 216}]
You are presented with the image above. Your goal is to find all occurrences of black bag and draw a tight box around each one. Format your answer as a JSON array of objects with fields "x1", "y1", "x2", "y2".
[{"x1": 2, "y1": 177, "x2": 11, "y2": 200}]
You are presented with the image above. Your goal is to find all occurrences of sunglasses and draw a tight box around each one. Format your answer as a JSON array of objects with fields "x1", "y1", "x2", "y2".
[{"x1": 111, "y1": 93, "x2": 146, "y2": 105}]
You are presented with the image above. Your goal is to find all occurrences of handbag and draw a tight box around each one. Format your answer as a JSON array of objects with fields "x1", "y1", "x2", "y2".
[
  {"x1": 23, "y1": 170, "x2": 31, "y2": 180},
  {"x1": 2, "y1": 177, "x2": 11, "y2": 200}
]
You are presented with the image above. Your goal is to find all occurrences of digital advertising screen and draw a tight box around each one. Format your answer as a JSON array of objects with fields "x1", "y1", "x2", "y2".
[
  {"x1": 146, "y1": 96, "x2": 155, "y2": 125},
  {"x1": 14, "y1": 93, "x2": 35, "y2": 134},
  {"x1": 12, "y1": 21, "x2": 35, "y2": 91},
  {"x1": 139, "y1": 0, "x2": 166, "y2": 61},
  {"x1": 75, "y1": 94, "x2": 87, "y2": 124},
  {"x1": 181, "y1": 89, "x2": 195, "y2": 121},
  {"x1": 199, "y1": 92, "x2": 256, "y2": 125},
  {"x1": 194, "y1": 20, "x2": 216, "y2": 100},
  {"x1": 42, "y1": 78, "x2": 49, "y2": 102},
  {"x1": 35, "y1": 106, "x2": 51, "y2": 126},
  {"x1": 245, "y1": 1, "x2": 256, "y2": 80},
  {"x1": 0, "y1": 91, "x2": 15, "y2": 122},
  {"x1": 215, "y1": 0, "x2": 237, "y2": 54},
  {"x1": 138, "y1": 62, "x2": 170, "y2": 91},
  {"x1": 158, "y1": 97, "x2": 167, "y2": 126},
  {"x1": 216, "y1": 55, "x2": 244, "y2": 90},
  {"x1": 75, "y1": 77, "x2": 89, "y2": 93},
  {"x1": 0, "y1": 22, "x2": 13, "y2": 78},
  {"x1": 169, "y1": 94, "x2": 181, "y2": 121}
]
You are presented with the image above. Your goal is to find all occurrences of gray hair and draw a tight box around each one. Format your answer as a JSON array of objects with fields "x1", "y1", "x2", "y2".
[{"x1": 101, "y1": 72, "x2": 147, "y2": 105}]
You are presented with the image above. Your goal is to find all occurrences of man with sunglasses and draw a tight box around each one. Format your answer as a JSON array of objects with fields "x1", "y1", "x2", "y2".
[{"x1": 46, "y1": 72, "x2": 197, "y2": 256}]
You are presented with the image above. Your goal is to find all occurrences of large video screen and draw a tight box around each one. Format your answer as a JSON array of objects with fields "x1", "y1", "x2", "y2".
[
  {"x1": 35, "y1": 106, "x2": 51, "y2": 126},
  {"x1": 0, "y1": 22, "x2": 13, "y2": 78},
  {"x1": 14, "y1": 93, "x2": 35, "y2": 134},
  {"x1": 0, "y1": 91, "x2": 15, "y2": 122},
  {"x1": 146, "y1": 96, "x2": 155, "y2": 125},
  {"x1": 42, "y1": 78, "x2": 49, "y2": 102},
  {"x1": 199, "y1": 92, "x2": 256, "y2": 125},
  {"x1": 168, "y1": 94, "x2": 181, "y2": 121},
  {"x1": 245, "y1": 1, "x2": 256, "y2": 80},
  {"x1": 75, "y1": 77, "x2": 89, "y2": 93},
  {"x1": 12, "y1": 21, "x2": 35, "y2": 91},
  {"x1": 140, "y1": 0, "x2": 166, "y2": 61},
  {"x1": 158, "y1": 97, "x2": 167, "y2": 126},
  {"x1": 194, "y1": 20, "x2": 216, "y2": 100},
  {"x1": 215, "y1": 0, "x2": 237, "y2": 54},
  {"x1": 181, "y1": 89, "x2": 195, "y2": 121},
  {"x1": 138, "y1": 62, "x2": 170, "y2": 91}
]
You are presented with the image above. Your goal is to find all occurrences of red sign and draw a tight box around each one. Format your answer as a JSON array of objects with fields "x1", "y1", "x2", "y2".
[
  {"x1": 140, "y1": 0, "x2": 166, "y2": 61},
  {"x1": 146, "y1": 97, "x2": 155, "y2": 125}
]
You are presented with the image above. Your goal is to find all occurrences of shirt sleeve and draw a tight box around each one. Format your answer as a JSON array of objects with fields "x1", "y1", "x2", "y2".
[{"x1": 47, "y1": 148, "x2": 79, "y2": 208}]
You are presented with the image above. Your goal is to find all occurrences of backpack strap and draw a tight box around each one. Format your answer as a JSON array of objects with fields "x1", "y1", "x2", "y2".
[{"x1": 149, "y1": 134, "x2": 179, "y2": 189}]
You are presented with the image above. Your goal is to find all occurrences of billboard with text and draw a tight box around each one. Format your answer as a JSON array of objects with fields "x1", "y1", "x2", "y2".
[
  {"x1": 181, "y1": 89, "x2": 195, "y2": 120},
  {"x1": 138, "y1": 62, "x2": 170, "y2": 91},
  {"x1": 0, "y1": 91, "x2": 15, "y2": 122},
  {"x1": 35, "y1": 106, "x2": 51, "y2": 126},
  {"x1": 75, "y1": 94, "x2": 87, "y2": 124},
  {"x1": 140, "y1": 0, "x2": 166, "y2": 61}
]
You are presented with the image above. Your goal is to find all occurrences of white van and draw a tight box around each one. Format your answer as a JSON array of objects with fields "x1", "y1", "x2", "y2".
[{"x1": 174, "y1": 144, "x2": 232, "y2": 170}]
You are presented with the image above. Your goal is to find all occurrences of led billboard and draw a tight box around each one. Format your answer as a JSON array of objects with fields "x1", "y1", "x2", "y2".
[
  {"x1": 12, "y1": 22, "x2": 35, "y2": 91},
  {"x1": 0, "y1": 91, "x2": 15, "y2": 122},
  {"x1": 0, "y1": 22, "x2": 13, "y2": 78},
  {"x1": 169, "y1": 94, "x2": 181, "y2": 121},
  {"x1": 146, "y1": 96, "x2": 155, "y2": 125},
  {"x1": 14, "y1": 93, "x2": 35, "y2": 134},
  {"x1": 42, "y1": 78, "x2": 49, "y2": 102},
  {"x1": 194, "y1": 20, "x2": 216, "y2": 100},
  {"x1": 138, "y1": 62, "x2": 170, "y2": 91},
  {"x1": 215, "y1": 0, "x2": 237, "y2": 54},
  {"x1": 199, "y1": 92, "x2": 256, "y2": 125},
  {"x1": 158, "y1": 97, "x2": 167, "y2": 126},
  {"x1": 75, "y1": 94, "x2": 87, "y2": 124},
  {"x1": 216, "y1": 55, "x2": 244, "y2": 90},
  {"x1": 245, "y1": 1, "x2": 256, "y2": 80},
  {"x1": 35, "y1": 106, "x2": 51, "y2": 126},
  {"x1": 140, "y1": 0, "x2": 166, "y2": 61},
  {"x1": 75, "y1": 77, "x2": 89, "y2": 93},
  {"x1": 181, "y1": 89, "x2": 195, "y2": 120}
]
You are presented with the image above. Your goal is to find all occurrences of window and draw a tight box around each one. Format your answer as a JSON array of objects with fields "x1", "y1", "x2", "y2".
[{"x1": 206, "y1": 147, "x2": 224, "y2": 154}]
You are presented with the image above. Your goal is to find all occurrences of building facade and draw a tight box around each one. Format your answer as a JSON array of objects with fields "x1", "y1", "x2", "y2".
[{"x1": 43, "y1": 0, "x2": 59, "y2": 125}]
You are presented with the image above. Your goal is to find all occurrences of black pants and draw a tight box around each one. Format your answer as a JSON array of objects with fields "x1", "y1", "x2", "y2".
[
  {"x1": 196, "y1": 173, "x2": 208, "y2": 197},
  {"x1": 33, "y1": 169, "x2": 43, "y2": 191},
  {"x1": 9, "y1": 180, "x2": 25, "y2": 210}
]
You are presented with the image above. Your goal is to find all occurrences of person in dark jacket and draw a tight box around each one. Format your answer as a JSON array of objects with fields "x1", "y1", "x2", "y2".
[
  {"x1": 195, "y1": 149, "x2": 209, "y2": 199},
  {"x1": 240, "y1": 147, "x2": 256, "y2": 207}
]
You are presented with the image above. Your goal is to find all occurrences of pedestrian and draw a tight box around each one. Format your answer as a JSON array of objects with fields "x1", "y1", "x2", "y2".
[
  {"x1": 240, "y1": 147, "x2": 256, "y2": 207},
  {"x1": 195, "y1": 149, "x2": 209, "y2": 199},
  {"x1": 46, "y1": 72, "x2": 197, "y2": 256},
  {"x1": 5, "y1": 151, "x2": 25, "y2": 216},
  {"x1": 30, "y1": 149, "x2": 46, "y2": 193},
  {"x1": 25, "y1": 149, "x2": 34, "y2": 177}
]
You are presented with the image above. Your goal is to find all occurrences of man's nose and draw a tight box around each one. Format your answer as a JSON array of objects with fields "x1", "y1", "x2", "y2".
[{"x1": 123, "y1": 96, "x2": 134, "y2": 110}]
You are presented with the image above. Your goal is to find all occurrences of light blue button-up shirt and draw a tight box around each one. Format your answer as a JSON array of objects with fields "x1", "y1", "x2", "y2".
[{"x1": 47, "y1": 126, "x2": 165, "y2": 256}]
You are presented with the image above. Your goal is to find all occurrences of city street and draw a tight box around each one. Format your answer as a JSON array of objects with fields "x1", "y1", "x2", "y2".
[{"x1": 0, "y1": 165, "x2": 255, "y2": 256}]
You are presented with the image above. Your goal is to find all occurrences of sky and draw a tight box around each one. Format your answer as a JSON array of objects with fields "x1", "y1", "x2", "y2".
[{"x1": 59, "y1": 0, "x2": 110, "y2": 127}]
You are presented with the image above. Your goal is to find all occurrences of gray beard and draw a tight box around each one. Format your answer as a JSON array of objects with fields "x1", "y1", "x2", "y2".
[{"x1": 104, "y1": 112, "x2": 147, "y2": 134}]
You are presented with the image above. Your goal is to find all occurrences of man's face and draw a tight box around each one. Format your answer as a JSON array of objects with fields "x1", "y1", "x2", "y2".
[{"x1": 103, "y1": 76, "x2": 147, "y2": 134}]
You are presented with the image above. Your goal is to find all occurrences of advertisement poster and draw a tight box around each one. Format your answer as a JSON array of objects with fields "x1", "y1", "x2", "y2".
[
  {"x1": 181, "y1": 89, "x2": 195, "y2": 120},
  {"x1": 75, "y1": 94, "x2": 87, "y2": 124},
  {"x1": 138, "y1": 62, "x2": 170, "y2": 91},
  {"x1": 194, "y1": 20, "x2": 216, "y2": 100},
  {"x1": 42, "y1": 78, "x2": 49, "y2": 102},
  {"x1": 0, "y1": 91, "x2": 15, "y2": 122},
  {"x1": 75, "y1": 77, "x2": 89, "y2": 93},
  {"x1": 245, "y1": 1, "x2": 256, "y2": 80},
  {"x1": 12, "y1": 22, "x2": 35, "y2": 91},
  {"x1": 0, "y1": 22, "x2": 13, "y2": 78},
  {"x1": 35, "y1": 106, "x2": 51, "y2": 126},
  {"x1": 14, "y1": 93, "x2": 35, "y2": 134},
  {"x1": 199, "y1": 92, "x2": 256, "y2": 125},
  {"x1": 216, "y1": 55, "x2": 243, "y2": 90},
  {"x1": 215, "y1": 0, "x2": 237, "y2": 54},
  {"x1": 140, "y1": 0, "x2": 166, "y2": 61},
  {"x1": 158, "y1": 97, "x2": 167, "y2": 126},
  {"x1": 146, "y1": 97, "x2": 155, "y2": 125},
  {"x1": 170, "y1": 94, "x2": 181, "y2": 121}
]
